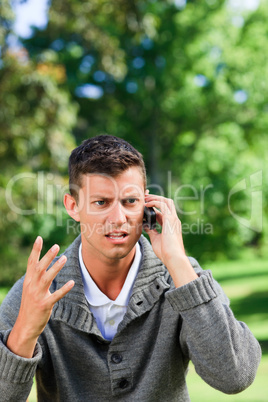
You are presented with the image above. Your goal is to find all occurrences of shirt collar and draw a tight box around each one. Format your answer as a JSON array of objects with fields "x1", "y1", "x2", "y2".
[{"x1": 79, "y1": 241, "x2": 142, "y2": 307}]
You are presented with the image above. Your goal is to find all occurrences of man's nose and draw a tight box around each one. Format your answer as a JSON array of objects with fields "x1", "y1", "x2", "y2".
[{"x1": 107, "y1": 202, "x2": 127, "y2": 225}]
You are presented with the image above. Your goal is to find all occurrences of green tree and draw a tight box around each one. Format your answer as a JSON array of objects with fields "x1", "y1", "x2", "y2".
[
  {"x1": 22, "y1": 0, "x2": 267, "y2": 260},
  {"x1": 2, "y1": 0, "x2": 266, "y2": 268},
  {"x1": 0, "y1": 0, "x2": 77, "y2": 284}
]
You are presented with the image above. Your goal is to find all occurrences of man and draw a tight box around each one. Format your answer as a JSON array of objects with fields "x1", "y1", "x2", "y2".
[{"x1": 0, "y1": 135, "x2": 261, "y2": 401}]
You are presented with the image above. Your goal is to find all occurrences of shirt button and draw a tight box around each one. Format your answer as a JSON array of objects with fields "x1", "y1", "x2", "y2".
[
  {"x1": 109, "y1": 319, "x2": 115, "y2": 326},
  {"x1": 111, "y1": 353, "x2": 123, "y2": 364},
  {"x1": 118, "y1": 378, "x2": 129, "y2": 389}
]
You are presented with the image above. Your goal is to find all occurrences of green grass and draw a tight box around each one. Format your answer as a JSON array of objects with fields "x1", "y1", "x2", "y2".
[{"x1": 1, "y1": 255, "x2": 267, "y2": 401}]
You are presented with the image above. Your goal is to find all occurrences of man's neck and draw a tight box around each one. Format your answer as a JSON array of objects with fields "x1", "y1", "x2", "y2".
[{"x1": 81, "y1": 242, "x2": 136, "y2": 301}]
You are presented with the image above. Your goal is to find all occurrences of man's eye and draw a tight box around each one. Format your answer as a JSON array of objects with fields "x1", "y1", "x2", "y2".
[
  {"x1": 125, "y1": 198, "x2": 138, "y2": 204},
  {"x1": 95, "y1": 200, "x2": 106, "y2": 206}
]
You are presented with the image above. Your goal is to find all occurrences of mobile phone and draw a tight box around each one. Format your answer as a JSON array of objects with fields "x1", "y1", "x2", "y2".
[{"x1": 143, "y1": 206, "x2": 157, "y2": 229}]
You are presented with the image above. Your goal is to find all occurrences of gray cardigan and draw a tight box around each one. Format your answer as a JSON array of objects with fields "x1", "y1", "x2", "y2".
[{"x1": 0, "y1": 235, "x2": 261, "y2": 401}]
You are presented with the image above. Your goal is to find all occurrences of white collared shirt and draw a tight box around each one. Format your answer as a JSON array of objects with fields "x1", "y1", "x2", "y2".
[{"x1": 79, "y1": 242, "x2": 141, "y2": 341}]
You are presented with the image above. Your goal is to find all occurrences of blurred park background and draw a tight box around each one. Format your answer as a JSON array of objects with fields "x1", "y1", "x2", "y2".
[{"x1": 0, "y1": 0, "x2": 267, "y2": 400}]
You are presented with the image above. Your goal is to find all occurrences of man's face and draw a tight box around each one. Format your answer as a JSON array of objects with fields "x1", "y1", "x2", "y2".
[{"x1": 75, "y1": 167, "x2": 145, "y2": 264}]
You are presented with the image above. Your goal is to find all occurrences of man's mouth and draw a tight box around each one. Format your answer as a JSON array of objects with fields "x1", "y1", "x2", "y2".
[{"x1": 105, "y1": 232, "x2": 128, "y2": 240}]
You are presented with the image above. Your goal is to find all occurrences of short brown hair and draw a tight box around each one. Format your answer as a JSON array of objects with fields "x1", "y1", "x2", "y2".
[{"x1": 69, "y1": 135, "x2": 146, "y2": 201}]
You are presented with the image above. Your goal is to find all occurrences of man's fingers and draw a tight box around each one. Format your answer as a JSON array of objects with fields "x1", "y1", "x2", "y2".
[
  {"x1": 36, "y1": 243, "x2": 60, "y2": 274},
  {"x1": 145, "y1": 195, "x2": 176, "y2": 213},
  {"x1": 27, "y1": 236, "x2": 43, "y2": 272},
  {"x1": 44, "y1": 255, "x2": 67, "y2": 285},
  {"x1": 50, "y1": 280, "x2": 75, "y2": 304},
  {"x1": 155, "y1": 209, "x2": 163, "y2": 226},
  {"x1": 145, "y1": 199, "x2": 171, "y2": 215}
]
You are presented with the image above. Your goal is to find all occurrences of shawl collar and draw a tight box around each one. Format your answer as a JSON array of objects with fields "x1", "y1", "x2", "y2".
[{"x1": 50, "y1": 235, "x2": 171, "y2": 338}]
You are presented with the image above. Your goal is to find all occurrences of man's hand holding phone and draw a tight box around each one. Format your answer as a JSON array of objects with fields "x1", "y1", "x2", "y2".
[
  {"x1": 6, "y1": 236, "x2": 74, "y2": 359},
  {"x1": 144, "y1": 193, "x2": 198, "y2": 288}
]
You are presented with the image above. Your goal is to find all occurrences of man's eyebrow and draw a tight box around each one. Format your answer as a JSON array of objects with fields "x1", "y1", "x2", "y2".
[
  {"x1": 89, "y1": 193, "x2": 141, "y2": 199},
  {"x1": 89, "y1": 195, "x2": 111, "y2": 199},
  {"x1": 122, "y1": 194, "x2": 141, "y2": 198}
]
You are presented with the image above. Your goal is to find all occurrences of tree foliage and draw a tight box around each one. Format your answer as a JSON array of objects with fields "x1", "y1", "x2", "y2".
[
  {"x1": 0, "y1": 0, "x2": 77, "y2": 284},
  {"x1": 0, "y1": 0, "x2": 267, "y2": 283},
  {"x1": 23, "y1": 0, "x2": 267, "y2": 259}
]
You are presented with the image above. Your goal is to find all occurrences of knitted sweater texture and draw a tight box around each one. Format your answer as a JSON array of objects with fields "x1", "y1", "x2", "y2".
[{"x1": 0, "y1": 235, "x2": 261, "y2": 401}]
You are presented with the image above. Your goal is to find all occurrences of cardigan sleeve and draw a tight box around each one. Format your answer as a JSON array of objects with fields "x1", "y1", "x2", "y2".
[
  {"x1": 0, "y1": 277, "x2": 42, "y2": 401},
  {"x1": 165, "y1": 260, "x2": 262, "y2": 394}
]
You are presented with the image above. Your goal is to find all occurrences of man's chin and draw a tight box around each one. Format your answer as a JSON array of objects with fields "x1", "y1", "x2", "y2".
[{"x1": 105, "y1": 240, "x2": 138, "y2": 261}]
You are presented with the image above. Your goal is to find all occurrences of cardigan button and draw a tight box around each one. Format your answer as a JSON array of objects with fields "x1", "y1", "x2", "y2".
[
  {"x1": 118, "y1": 378, "x2": 129, "y2": 389},
  {"x1": 111, "y1": 353, "x2": 123, "y2": 364}
]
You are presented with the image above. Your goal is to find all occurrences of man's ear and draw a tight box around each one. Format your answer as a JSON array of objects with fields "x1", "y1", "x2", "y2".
[{"x1": 64, "y1": 193, "x2": 80, "y2": 222}]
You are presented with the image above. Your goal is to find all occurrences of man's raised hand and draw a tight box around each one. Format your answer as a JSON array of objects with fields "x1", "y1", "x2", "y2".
[{"x1": 6, "y1": 236, "x2": 74, "y2": 358}]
